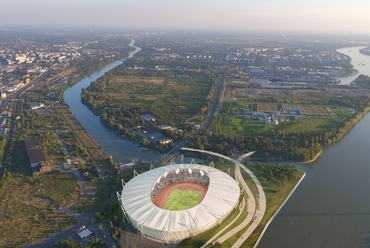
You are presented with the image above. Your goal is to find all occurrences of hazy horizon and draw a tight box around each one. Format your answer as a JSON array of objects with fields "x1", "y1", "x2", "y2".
[{"x1": 1, "y1": 0, "x2": 370, "y2": 35}]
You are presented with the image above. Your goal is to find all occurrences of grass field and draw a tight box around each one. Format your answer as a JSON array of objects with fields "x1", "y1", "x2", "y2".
[
  {"x1": 0, "y1": 174, "x2": 79, "y2": 247},
  {"x1": 300, "y1": 105, "x2": 329, "y2": 115},
  {"x1": 164, "y1": 190, "x2": 201, "y2": 211},
  {"x1": 72, "y1": 180, "x2": 116, "y2": 213},
  {"x1": 257, "y1": 103, "x2": 280, "y2": 112},
  {"x1": 87, "y1": 75, "x2": 214, "y2": 123},
  {"x1": 212, "y1": 98, "x2": 354, "y2": 136}
]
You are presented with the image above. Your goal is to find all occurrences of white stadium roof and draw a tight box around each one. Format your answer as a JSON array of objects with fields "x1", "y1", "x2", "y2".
[{"x1": 119, "y1": 163, "x2": 240, "y2": 243}]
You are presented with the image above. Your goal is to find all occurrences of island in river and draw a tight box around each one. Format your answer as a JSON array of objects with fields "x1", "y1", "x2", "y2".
[{"x1": 360, "y1": 46, "x2": 370, "y2": 56}]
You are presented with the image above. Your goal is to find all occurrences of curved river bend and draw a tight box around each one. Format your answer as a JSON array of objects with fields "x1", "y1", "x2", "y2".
[
  {"x1": 336, "y1": 46, "x2": 370, "y2": 85},
  {"x1": 63, "y1": 40, "x2": 162, "y2": 163},
  {"x1": 258, "y1": 48, "x2": 370, "y2": 248},
  {"x1": 64, "y1": 43, "x2": 370, "y2": 247}
]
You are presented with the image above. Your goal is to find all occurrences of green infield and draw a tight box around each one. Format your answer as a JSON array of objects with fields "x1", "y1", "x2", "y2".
[{"x1": 164, "y1": 190, "x2": 201, "y2": 211}]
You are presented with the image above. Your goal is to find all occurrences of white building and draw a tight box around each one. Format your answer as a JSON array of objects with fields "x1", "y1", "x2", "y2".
[{"x1": 118, "y1": 163, "x2": 240, "y2": 243}]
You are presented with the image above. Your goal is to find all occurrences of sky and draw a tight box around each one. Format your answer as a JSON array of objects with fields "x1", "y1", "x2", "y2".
[{"x1": 1, "y1": 0, "x2": 370, "y2": 34}]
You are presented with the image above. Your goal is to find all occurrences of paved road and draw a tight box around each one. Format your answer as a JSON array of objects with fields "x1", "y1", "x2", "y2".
[
  {"x1": 231, "y1": 162, "x2": 266, "y2": 248},
  {"x1": 156, "y1": 71, "x2": 226, "y2": 166},
  {"x1": 198, "y1": 70, "x2": 225, "y2": 132},
  {"x1": 22, "y1": 167, "x2": 120, "y2": 248},
  {"x1": 216, "y1": 161, "x2": 256, "y2": 245},
  {"x1": 23, "y1": 211, "x2": 94, "y2": 248},
  {"x1": 202, "y1": 197, "x2": 246, "y2": 247},
  {"x1": 182, "y1": 148, "x2": 266, "y2": 248}
]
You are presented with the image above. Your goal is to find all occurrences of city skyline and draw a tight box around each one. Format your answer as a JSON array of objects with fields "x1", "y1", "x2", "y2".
[{"x1": 1, "y1": 0, "x2": 370, "y2": 35}]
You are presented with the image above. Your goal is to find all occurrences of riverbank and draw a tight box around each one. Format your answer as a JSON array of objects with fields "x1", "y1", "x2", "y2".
[
  {"x1": 253, "y1": 171, "x2": 306, "y2": 248},
  {"x1": 300, "y1": 150, "x2": 323, "y2": 164},
  {"x1": 248, "y1": 149, "x2": 323, "y2": 164},
  {"x1": 339, "y1": 69, "x2": 359, "y2": 79},
  {"x1": 359, "y1": 47, "x2": 370, "y2": 57},
  {"x1": 63, "y1": 40, "x2": 161, "y2": 164},
  {"x1": 259, "y1": 46, "x2": 370, "y2": 247}
]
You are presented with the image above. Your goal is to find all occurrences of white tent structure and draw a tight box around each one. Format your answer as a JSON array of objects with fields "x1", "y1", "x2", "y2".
[
  {"x1": 78, "y1": 229, "x2": 92, "y2": 239},
  {"x1": 118, "y1": 163, "x2": 240, "y2": 243}
]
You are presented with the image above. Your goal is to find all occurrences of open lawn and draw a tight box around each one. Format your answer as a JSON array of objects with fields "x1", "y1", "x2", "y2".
[
  {"x1": 221, "y1": 100, "x2": 254, "y2": 115},
  {"x1": 214, "y1": 116, "x2": 276, "y2": 136},
  {"x1": 300, "y1": 105, "x2": 329, "y2": 115},
  {"x1": 212, "y1": 99, "x2": 353, "y2": 136},
  {"x1": 330, "y1": 106, "x2": 354, "y2": 121},
  {"x1": 89, "y1": 75, "x2": 214, "y2": 122},
  {"x1": 164, "y1": 190, "x2": 201, "y2": 211},
  {"x1": 72, "y1": 180, "x2": 116, "y2": 213},
  {"x1": 257, "y1": 103, "x2": 280, "y2": 112},
  {"x1": 28, "y1": 173, "x2": 81, "y2": 207},
  {"x1": 213, "y1": 115, "x2": 343, "y2": 136},
  {"x1": 54, "y1": 67, "x2": 76, "y2": 78}
]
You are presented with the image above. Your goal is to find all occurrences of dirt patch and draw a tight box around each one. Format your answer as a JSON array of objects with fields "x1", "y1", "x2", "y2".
[
  {"x1": 153, "y1": 182, "x2": 208, "y2": 208},
  {"x1": 113, "y1": 76, "x2": 164, "y2": 85},
  {"x1": 257, "y1": 103, "x2": 280, "y2": 112},
  {"x1": 56, "y1": 68, "x2": 76, "y2": 78},
  {"x1": 121, "y1": 230, "x2": 175, "y2": 248},
  {"x1": 300, "y1": 105, "x2": 329, "y2": 115}
]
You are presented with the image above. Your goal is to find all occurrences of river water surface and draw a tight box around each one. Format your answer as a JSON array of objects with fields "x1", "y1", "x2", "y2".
[
  {"x1": 336, "y1": 47, "x2": 370, "y2": 85},
  {"x1": 258, "y1": 47, "x2": 370, "y2": 248},
  {"x1": 63, "y1": 40, "x2": 162, "y2": 164}
]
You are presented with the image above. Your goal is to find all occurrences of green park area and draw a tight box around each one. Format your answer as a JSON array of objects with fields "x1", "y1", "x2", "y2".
[
  {"x1": 164, "y1": 190, "x2": 201, "y2": 211},
  {"x1": 210, "y1": 99, "x2": 354, "y2": 136},
  {"x1": 83, "y1": 74, "x2": 216, "y2": 123}
]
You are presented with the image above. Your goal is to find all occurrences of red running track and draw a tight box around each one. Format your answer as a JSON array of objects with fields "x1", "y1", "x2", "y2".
[{"x1": 153, "y1": 182, "x2": 208, "y2": 208}]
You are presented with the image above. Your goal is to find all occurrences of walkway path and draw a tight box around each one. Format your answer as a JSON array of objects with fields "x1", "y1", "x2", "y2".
[
  {"x1": 231, "y1": 162, "x2": 266, "y2": 248},
  {"x1": 182, "y1": 148, "x2": 266, "y2": 248},
  {"x1": 215, "y1": 162, "x2": 256, "y2": 245},
  {"x1": 203, "y1": 197, "x2": 246, "y2": 246}
]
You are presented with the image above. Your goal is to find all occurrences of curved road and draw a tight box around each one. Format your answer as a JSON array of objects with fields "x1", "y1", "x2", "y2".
[
  {"x1": 156, "y1": 71, "x2": 226, "y2": 166},
  {"x1": 182, "y1": 148, "x2": 266, "y2": 248}
]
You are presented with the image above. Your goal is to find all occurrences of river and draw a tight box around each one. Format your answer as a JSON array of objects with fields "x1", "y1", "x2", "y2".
[
  {"x1": 63, "y1": 40, "x2": 162, "y2": 164},
  {"x1": 258, "y1": 47, "x2": 370, "y2": 248},
  {"x1": 336, "y1": 46, "x2": 370, "y2": 85}
]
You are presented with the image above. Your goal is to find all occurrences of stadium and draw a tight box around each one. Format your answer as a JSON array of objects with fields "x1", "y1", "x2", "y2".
[{"x1": 118, "y1": 162, "x2": 240, "y2": 243}]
